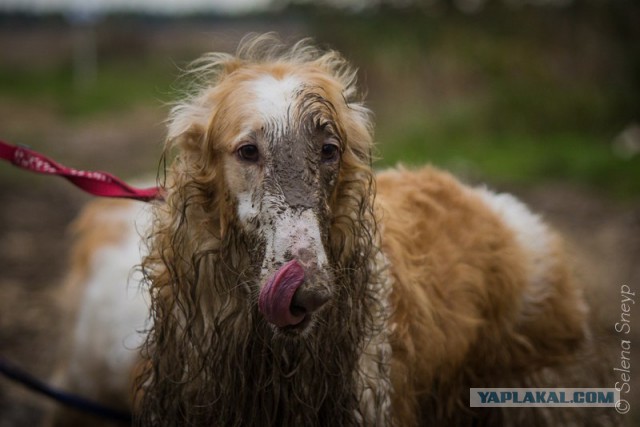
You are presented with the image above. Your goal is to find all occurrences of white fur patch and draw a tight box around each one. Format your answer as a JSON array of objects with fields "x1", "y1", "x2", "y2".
[
  {"x1": 249, "y1": 75, "x2": 301, "y2": 125},
  {"x1": 236, "y1": 191, "x2": 258, "y2": 225},
  {"x1": 66, "y1": 203, "x2": 150, "y2": 397},
  {"x1": 474, "y1": 187, "x2": 555, "y2": 309},
  {"x1": 260, "y1": 207, "x2": 328, "y2": 277}
]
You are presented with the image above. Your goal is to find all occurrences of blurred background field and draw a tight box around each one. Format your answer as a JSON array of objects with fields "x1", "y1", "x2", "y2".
[
  {"x1": 0, "y1": 0, "x2": 639, "y2": 425},
  {"x1": 1, "y1": 1, "x2": 639, "y2": 197}
]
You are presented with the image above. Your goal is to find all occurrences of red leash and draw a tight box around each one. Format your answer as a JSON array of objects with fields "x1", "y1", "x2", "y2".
[{"x1": 0, "y1": 139, "x2": 163, "y2": 202}]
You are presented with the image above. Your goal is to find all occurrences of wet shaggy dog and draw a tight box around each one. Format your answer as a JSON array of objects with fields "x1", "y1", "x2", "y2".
[{"x1": 49, "y1": 36, "x2": 614, "y2": 426}]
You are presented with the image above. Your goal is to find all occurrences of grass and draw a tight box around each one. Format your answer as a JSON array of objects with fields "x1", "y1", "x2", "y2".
[
  {"x1": 372, "y1": 78, "x2": 640, "y2": 200},
  {"x1": 376, "y1": 110, "x2": 640, "y2": 199},
  {"x1": 0, "y1": 57, "x2": 177, "y2": 117},
  {"x1": 2, "y1": 54, "x2": 637, "y2": 199},
  {"x1": 309, "y1": 6, "x2": 640, "y2": 200},
  {"x1": 1, "y1": 10, "x2": 638, "y2": 200}
]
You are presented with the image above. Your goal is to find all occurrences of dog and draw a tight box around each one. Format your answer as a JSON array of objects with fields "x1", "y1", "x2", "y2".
[{"x1": 48, "y1": 35, "x2": 612, "y2": 426}]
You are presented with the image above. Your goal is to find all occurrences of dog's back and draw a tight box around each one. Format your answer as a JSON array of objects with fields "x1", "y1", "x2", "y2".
[
  {"x1": 47, "y1": 198, "x2": 149, "y2": 426},
  {"x1": 376, "y1": 166, "x2": 615, "y2": 425}
]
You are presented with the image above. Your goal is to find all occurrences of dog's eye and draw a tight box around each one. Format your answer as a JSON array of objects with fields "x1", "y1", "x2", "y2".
[
  {"x1": 238, "y1": 144, "x2": 260, "y2": 162},
  {"x1": 321, "y1": 143, "x2": 339, "y2": 162}
]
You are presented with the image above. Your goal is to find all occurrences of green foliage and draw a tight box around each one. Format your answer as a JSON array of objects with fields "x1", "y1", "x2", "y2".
[
  {"x1": 307, "y1": 4, "x2": 639, "y2": 199},
  {"x1": 0, "y1": 5, "x2": 637, "y2": 199},
  {"x1": 377, "y1": 114, "x2": 640, "y2": 198},
  {"x1": 0, "y1": 58, "x2": 176, "y2": 117}
]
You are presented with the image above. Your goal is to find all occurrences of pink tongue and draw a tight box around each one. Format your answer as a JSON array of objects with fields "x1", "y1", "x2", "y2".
[{"x1": 259, "y1": 260, "x2": 306, "y2": 327}]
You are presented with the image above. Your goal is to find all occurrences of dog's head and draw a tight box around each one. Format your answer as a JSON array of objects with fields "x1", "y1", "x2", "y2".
[{"x1": 163, "y1": 35, "x2": 374, "y2": 335}]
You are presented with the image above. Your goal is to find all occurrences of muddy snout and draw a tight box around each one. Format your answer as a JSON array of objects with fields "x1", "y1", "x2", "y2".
[{"x1": 258, "y1": 259, "x2": 331, "y2": 328}]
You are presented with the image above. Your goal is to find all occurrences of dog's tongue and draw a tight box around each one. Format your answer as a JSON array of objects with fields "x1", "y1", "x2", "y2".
[{"x1": 259, "y1": 260, "x2": 305, "y2": 327}]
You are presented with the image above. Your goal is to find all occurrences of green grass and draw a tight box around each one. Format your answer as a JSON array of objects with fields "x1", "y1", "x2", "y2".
[
  {"x1": 2, "y1": 55, "x2": 636, "y2": 199},
  {"x1": 1, "y1": 10, "x2": 637, "y2": 200},
  {"x1": 376, "y1": 113, "x2": 640, "y2": 199},
  {"x1": 308, "y1": 6, "x2": 640, "y2": 200},
  {"x1": 0, "y1": 58, "x2": 177, "y2": 116}
]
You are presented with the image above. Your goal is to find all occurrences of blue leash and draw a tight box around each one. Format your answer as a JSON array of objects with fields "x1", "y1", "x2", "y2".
[{"x1": 0, "y1": 355, "x2": 132, "y2": 424}]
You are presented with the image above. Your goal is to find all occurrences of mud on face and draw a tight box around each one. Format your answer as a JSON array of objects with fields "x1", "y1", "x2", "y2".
[{"x1": 217, "y1": 71, "x2": 346, "y2": 333}]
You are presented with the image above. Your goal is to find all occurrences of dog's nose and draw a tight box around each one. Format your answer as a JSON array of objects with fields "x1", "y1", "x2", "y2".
[{"x1": 290, "y1": 286, "x2": 329, "y2": 317}]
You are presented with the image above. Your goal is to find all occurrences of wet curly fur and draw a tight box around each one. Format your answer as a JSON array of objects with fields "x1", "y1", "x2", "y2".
[
  {"x1": 85, "y1": 35, "x2": 617, "y2": 426},
  {"x1": 135, "y1": 35, "x2": 390, "y2": 426}
]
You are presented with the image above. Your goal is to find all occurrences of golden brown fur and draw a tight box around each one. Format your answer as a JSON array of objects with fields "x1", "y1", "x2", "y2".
[
  {"x1": 50, "y1": 35, "x2": 618, "y2": 426},
  {"x1": 376, "y1": 167, "x2": 595, "y2": 425}
]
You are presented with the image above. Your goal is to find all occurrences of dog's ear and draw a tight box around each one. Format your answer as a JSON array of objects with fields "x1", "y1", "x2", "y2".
[
  {"x1": 164, "y1": 89, "x2": 233, "y2": 244},
  {"x1": 165, "y1": 50, "x2": 245, "y2": 157},
  {"x1": 166, "y1": 99, "x2": 210, "y2": 155}
]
